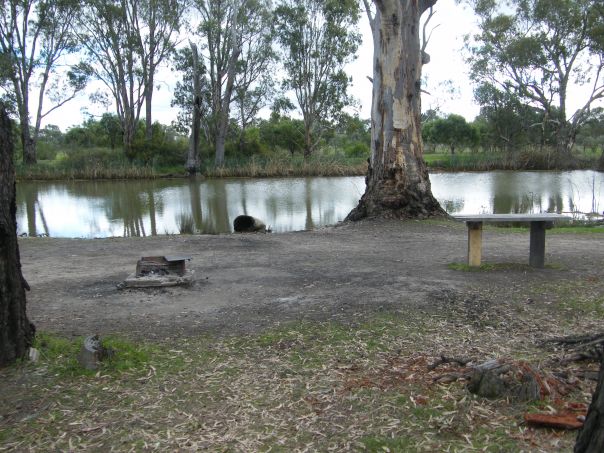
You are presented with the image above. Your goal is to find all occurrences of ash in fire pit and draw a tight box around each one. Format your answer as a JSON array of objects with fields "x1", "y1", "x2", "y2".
[{"x1": 122, "y1": 255, "x2": 193, "y2": 288}]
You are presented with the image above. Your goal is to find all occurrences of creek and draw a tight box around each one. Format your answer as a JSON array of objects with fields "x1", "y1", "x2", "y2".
[{"x1": 16, "y1": 170, "x2": 604, "y2": 238}]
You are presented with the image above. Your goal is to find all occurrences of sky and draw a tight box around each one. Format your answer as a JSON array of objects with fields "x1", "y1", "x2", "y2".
[{"x1": 37, "y1": 0, "x2": 490, "y2": 132}]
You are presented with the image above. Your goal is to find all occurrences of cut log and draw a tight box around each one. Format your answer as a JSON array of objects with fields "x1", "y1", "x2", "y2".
[
  {"x1": 77, "y1": 335, "x2": 113, "y2": 371},
  {"x1": 233, "y1": 215, "x2": 266, "y2": 233}
]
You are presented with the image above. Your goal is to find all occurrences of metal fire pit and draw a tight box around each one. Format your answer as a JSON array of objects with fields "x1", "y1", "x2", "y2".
[{"x1": 122, "y1": 255, "x2": 193, "y2": 288}]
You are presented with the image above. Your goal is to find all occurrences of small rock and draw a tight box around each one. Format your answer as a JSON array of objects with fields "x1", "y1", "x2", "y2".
[{"x1": 28, "y1": 347, "x2": 39, "y2": 363}]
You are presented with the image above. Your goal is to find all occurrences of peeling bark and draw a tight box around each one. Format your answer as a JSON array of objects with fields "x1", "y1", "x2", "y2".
[
  {"x1": 575, "y1": 356, "x2": 604, "y2": 452},
  {"x1": 0, "y1": 105, "x2": 35, "y2": 367},
  {"x1": 347, "y1": 0, "x2": 446, "y2": 221}
]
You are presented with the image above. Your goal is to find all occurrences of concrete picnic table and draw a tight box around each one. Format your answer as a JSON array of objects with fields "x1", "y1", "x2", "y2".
[{"x1": 453, "y1": 213, "x2": 571, "y2": 268}]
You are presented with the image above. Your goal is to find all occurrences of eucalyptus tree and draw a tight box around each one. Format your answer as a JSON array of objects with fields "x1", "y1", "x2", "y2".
[
  {"x1": 0, "y1": 104, "x2": 35, "y2": 366},
  {"x1": 78, "y1": 0, "x2": 183, "y2": 157},
  {"x1": 135, "y1": 0, "x2": 183, "y2": 142},
  {"x1": 0, "y1": 0, "x2": 85, "y2": 164},
  {"x1": 179, "y1": 0, "x2": 275, "y2": 166},
  {"x1": 346, "y1": 0, "x2": 446, "y2": 220},
  {"x1": 231, "y1": 3, "x2": 276, "y2": 154},
  {"x1": 465, "y1": 0, "x2": 604, "y2": 158},
  {"x1": 274, "y1": 0, "x2": 361, "y2": 158}
]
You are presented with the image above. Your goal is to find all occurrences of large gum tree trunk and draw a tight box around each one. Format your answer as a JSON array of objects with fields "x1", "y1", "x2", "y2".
[
  {"x1": 575, "y1": 356, "x2": 604, "y2": 452},
  {"x1": 347, "y1": 0, "x2": 445, "y2": 221},
  {"x1": 0, "y1": 105, "x2": 35, "y2": 366}
]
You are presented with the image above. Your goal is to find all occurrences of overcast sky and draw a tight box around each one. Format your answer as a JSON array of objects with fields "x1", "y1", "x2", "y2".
[{"x1": 34, "y1": 1, "x2": 500, "y2": 131}]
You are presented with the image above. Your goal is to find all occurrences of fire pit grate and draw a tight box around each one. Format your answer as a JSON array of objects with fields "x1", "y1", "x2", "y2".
[{"x1": 121, "y1": 255, "x2": 193, "y2": 288}]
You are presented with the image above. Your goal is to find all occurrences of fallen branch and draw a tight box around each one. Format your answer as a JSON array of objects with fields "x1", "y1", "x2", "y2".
[{"x1": 428, "y1": 355, "x2": 472, "y2": 371}]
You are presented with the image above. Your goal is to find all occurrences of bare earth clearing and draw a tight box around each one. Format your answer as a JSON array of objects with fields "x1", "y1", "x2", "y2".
[
  {"x1": 20, "y1": 219, "x2": 603, "y2": 339},
  {"x1": 2, "y1": 219, "x2": 604, "y2": 451}
]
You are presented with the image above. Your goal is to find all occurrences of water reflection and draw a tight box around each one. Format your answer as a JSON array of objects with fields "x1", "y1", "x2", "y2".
[{"x1": 15, "y1": 170, "x2": 604, "y2": 238}]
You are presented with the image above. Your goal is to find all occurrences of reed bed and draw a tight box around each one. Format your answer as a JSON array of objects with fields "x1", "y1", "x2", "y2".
[{"x1": 205, "y1": 156, "x2": 368, "y2": 178}]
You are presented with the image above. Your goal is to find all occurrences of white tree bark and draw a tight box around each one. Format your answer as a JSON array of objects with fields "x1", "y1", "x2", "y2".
[{"x1": 347, "y1": 0, "x2": 445, "y2": 220}]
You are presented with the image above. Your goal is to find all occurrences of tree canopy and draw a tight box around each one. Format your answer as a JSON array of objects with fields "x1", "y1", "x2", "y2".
[
  {"x1": 465, "y1": 0, "x2": 604, "y2": 158},
  {"x1": 275, "y1": 0, "x2": 361, "y2": 158}
]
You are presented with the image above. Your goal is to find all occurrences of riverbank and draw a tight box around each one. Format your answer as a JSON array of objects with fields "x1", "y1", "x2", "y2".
[
  {"x1": 15, "y1": 151, "x2": 602, "y2": 181},
  {"x1": 16, "y1": 156, "x2": 369, "y2": 181},
  {"x1": 2, "y1": 219, "x2": 603, "y2": 450}
]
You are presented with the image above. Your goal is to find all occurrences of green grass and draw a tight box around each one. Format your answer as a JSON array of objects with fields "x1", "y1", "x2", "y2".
[
  {"x1": 424, "y1": 148, "x2": 601, "y2": 171},
  {"x1": 447, "y1": 262, "x2": 552, "y2": 272},
  {"x1": 456, "y1": 223, "x2": 604, "y2": 235},
  {"x1": 449, "y1": 261, "x2": 565, "y2": 272},
  {"x1": 550, "y1": 225, "x2": 604, "y2": 234},
  {"x1": 33, "y1": 332, "x2": 156, "y2": 377}
]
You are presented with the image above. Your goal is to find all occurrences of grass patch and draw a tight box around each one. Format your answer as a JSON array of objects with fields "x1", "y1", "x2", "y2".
[
  {"x1": 550, "y1": 225, "x2": 604, "y2": 234},
  {"x1": 204, "y1": 155, "x2": 367, "y2": 178},
  {"x1": 0, "y1": 311, "x2": 590, "y2": 451},
  {"x1": 525, "y1": 278, "x2": 604, "y2": 321},
  {"x1": 16, "y1": 154, "x2": 368, "y2": 180},
  {"x1": 33, "y1": 333, "x2": 157, "y2": 377},
  {"x1": 360, "y1": 435, "x2": 417, "y2": 451},
  {"x1": 448, "y1": 262, "x2": 541, "y2": 272}
]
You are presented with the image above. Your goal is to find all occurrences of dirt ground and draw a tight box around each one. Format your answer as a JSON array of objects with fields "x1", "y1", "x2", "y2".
[{"x1": 19, "y1": 218, "x2": 604, "y2": 341}]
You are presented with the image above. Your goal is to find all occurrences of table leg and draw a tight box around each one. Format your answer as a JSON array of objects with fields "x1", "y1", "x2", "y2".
[
  {"x1": 467, "y1": 221, "x2": 483, "y2": 267},
  {"x1": 529, "y1": 221, "x2": 546, "y2": 268}
]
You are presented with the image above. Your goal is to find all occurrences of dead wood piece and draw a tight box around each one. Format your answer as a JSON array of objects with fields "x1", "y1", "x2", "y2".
[
  {"x1": 428, "y1": 355, "x2": 472, "y2": 371},
  {"x1": 524, "y1": 412, "x2": 585, "y2": 430},
  {"x1": 546, "y1": 333, "x2": 604, "y2": 346},
  {"x1": 467, "y1": 360, "x2": 541, "y2": 401},
  {"x1": 433, "y1": 372, "x2": 468, "y2": 384},
  {"x1": 560, "y1": 349, "x2": 603, "y2": 365},
  {"x1": 576, "y1": 371, "x2": 600, "y2": 381}
]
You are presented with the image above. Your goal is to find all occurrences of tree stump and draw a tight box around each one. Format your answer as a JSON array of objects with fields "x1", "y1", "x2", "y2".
[
  {"x1": 467, "y1": 359, "x2": 541, "y2": 401},
  {"x1": 77, "y1": 335, "x2": 113, "y2": 371}
]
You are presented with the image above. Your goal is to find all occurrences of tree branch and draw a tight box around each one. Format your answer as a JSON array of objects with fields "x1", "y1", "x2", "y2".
[
  {"x1": 421, "y1": 7, "x2": 439, "y2": 65},
  {"x1": 420, "y1": 0, "x2": 438, "y2": 15},
  {"x1": 363, "y1": 0, "x2": 375, "y2": 30}
]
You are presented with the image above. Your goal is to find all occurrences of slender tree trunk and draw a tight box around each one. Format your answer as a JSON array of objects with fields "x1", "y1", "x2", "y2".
[
  {"x1": 0, "y1": 104, "x2": 35, "y2": 367},
  {"x1": 303, "y1": 120, "x2": 313, "y2": 159},
  {"x1": 575, "y1": 356, "x2": 604, "y2": 452},
  {"x1": 186, "y1": 44, "x2": 202, "y2": 175},
  {"x1": 145, "y1": 86, "x2": 153, "y2": 143},
  {"x1": 145, "y1": 63, "x2": 156, "y2": 143},
  {"x1": 214, "y1": 5, "x2": 242, "y2": 167},
  {"x1": 19, "y1": 104, "x2": 37, "y2": 165},
  {"x1": 215, "y1": 130, "x2": 227, "y2": 167},
  {"x1": 347, "y1": 0, "x2": 445, "y2": 221},
  {"x1": 14, "y1": 74, "x2": 37, "y2": 165},
  {"x1": 123, "y1": 113, "x2": 137, "y2": 161}
]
